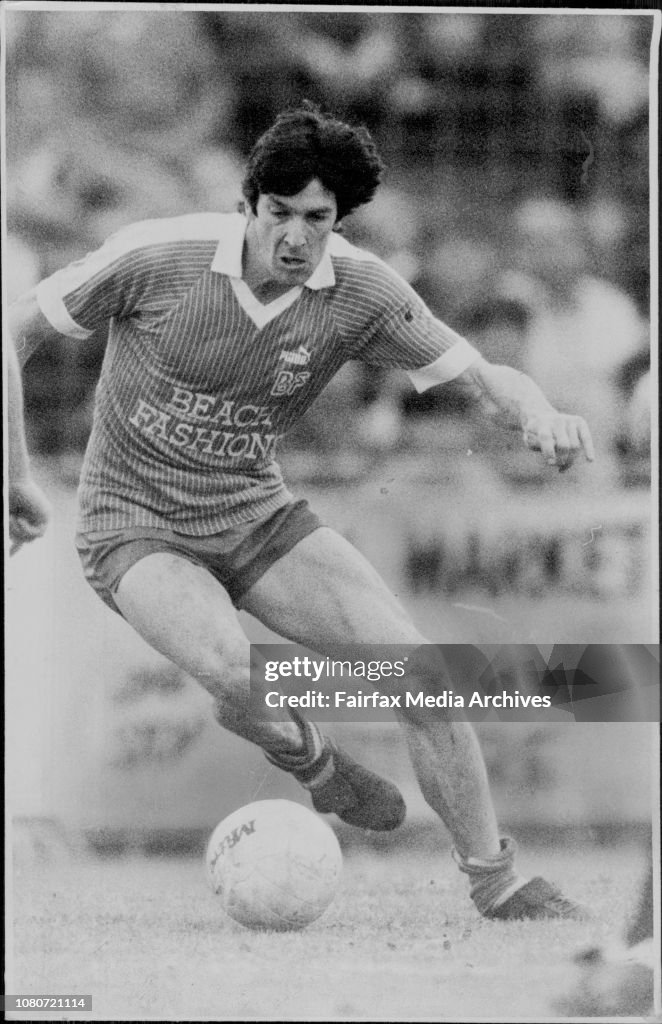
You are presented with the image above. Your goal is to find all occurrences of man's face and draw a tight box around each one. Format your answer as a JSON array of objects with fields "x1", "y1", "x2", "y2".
[{"x1": 245, "y1": 179, "x2": 338, "y2": 287}]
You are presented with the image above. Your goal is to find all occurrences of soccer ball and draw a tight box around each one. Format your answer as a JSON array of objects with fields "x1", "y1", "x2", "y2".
[{"x1": 205, "y1": 799, "x2": 343, "y2": 931}]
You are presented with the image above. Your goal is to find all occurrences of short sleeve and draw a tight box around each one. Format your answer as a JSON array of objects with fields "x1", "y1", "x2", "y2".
[
  {"x1": 356, "y1": 276, "x2": 480, "y2": 390},
  {"x1": 35, "y1": 224, "x2": 166, "y2": 340}
]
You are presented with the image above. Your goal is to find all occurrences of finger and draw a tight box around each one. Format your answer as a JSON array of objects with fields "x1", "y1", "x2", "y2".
[
  {"x1": 577, "y1": 420, "x2": 595, "y2": 461},
  {"x1": 556, "y1": 423, "x2": 579, "y2": 472},
  {"x1": 535, "y1": 427, "x2": 557, "y2": 465},
  {"x1": 10, "y1": 537, "x2": 24, "y2": 556},
  {"x1": 525, "y1": 423, "x2": 555, "y2": 462},
  {"x1": 9, "y1": 521, "x2": 25, "y2": 555},
  {"x1": 10, "y1": 515, "x2": 44, "y2": 544},
  {"x1": 565, "y1": 421, "x2": 581, "y2": 451},
  {"x1": 552, "y1": 423, "x2": 572, "y2": 465},
  {"x1": 25, "y1": 520, "x2": 47, "y2": 538}
]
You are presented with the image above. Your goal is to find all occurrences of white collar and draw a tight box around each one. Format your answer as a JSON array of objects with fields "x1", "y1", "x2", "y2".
[
  {"x1": 210, "y1": 212, "x2": 336, "y2": 290},
  {"x1": 209, "y1": 212, "x2": 246, "y2": 278},
  {"x1": 303, "y1": 247, "x2": 335, "y2": 290}
]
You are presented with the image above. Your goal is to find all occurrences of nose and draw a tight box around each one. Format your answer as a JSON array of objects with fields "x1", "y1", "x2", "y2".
[{"x1": 283, "y1": 218, "x2": 307, "y2": 249}]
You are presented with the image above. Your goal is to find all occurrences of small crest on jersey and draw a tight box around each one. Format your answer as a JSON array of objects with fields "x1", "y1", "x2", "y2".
[
  {"x1": 271, "y1": 370, "x2": 310, "y2": 396},
  {"x1": 279, "y1": 345, "x2": 311, "y2": 366}
]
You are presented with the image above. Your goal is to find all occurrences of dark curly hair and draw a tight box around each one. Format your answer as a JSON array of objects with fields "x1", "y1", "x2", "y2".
[{"x1": 242, "y1": 103, "x2": 384, "y2": 221}]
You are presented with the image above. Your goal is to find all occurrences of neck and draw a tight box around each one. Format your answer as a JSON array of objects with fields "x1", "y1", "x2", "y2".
[{"x1": 249, "y1": 278, "x2": 298, "y2": 303}]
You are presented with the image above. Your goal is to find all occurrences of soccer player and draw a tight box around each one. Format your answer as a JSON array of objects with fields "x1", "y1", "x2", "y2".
[
  {"x1": 554, "y1": 853, "x2": 656, "y2": 1015},
  {"x1": 8, "y1": 105, "x2": 595, "y2": 921}
]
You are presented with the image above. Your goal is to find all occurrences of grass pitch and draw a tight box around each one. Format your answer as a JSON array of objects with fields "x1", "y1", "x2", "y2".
[{"x1": 7, "y1": 837, "x2": 652, "y2": 1022}]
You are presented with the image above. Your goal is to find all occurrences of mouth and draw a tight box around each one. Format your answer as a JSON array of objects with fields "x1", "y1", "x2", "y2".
[{"x1": 278, "y1": 254, "x2": 308, "y2": 272}]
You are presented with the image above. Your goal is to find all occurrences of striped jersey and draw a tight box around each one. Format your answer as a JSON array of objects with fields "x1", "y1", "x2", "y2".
[{"x1": 36, "y1": 212, "x2": 479, "y2": 535}]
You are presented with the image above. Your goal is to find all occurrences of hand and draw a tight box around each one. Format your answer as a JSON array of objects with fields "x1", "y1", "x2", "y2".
[
  {"x1": 9, "y1": 478, "x2": 51, "y2": 555},
  {"x1": 522, "y1": 411, "x2": 595, "y2": 472}
]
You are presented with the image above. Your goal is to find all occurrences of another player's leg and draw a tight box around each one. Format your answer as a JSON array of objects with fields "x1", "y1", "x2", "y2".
[
  {"x1": 554, "y1": 851, "x2": 655, "y2": 1015},
  {"x1": 112, "y1": 550, "x2": 402, "y2": 830},
  {"x1": 625, "y1": 850, "x2": 654, "y2": 948},
  {"x1": 242, "y1": 526, "x2": 586, "y2": 920}
]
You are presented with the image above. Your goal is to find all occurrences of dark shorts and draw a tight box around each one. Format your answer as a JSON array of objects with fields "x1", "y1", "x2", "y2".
[{"x1": 75, "y1": 499, "x2": 322, "y2": 614}]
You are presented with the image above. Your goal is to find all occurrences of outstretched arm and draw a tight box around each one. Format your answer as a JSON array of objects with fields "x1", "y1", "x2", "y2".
[
  {"x1": 6, "y1": 290, "x2": 60, "y2": 554},
  {"x1": 452, "y1": 356, "x2": 595, "y2": 472}
]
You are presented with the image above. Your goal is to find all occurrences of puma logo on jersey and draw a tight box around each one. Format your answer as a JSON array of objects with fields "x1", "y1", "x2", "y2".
[{"x1": 279, "y1": 345, "x2": 311, "y2": 366}]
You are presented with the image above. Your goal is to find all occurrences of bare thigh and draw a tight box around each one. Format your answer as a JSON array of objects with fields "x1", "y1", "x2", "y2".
[
  {"x1": 114, "y1": 552, "x2": 249, "y2": 691},
  {"x1": 240, "y1": 527, "x2": 426, "y2": 650},
  {"x1": 113, "y1": 552, "x2": 312, "y2": 754}
]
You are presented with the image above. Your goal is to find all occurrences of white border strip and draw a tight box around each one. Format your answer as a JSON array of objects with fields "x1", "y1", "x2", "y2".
[
  {"x1": 35, "y1": 280, "x2": 94, "y2": 341},
  {"x1": 407, "y1": 339, "x2": 481, "y2": 391}
]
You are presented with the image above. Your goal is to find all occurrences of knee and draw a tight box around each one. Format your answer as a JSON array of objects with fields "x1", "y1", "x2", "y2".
[
  {"x1": 379, "y1": 640, "x2": 453, "y2": 711},
  {"x1": 189, "y1": 641, "x2": 251, "y2": 710},
  {"x1": 393, "y1": 644, "x2": 466, "y2": 728},
  {"x1": 396, "y1": 700, "x2": 455, "y2": 731},
  {"x1": 354, "y1": 604, "x2": 425, "y2": 646}
]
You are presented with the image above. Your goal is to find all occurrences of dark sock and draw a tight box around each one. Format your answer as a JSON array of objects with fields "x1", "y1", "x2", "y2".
[
  {"x1": 265, "y1": 715, "x2": 324, "y2": 771},
  {"x1": 452, "y1": 837, "x2": 528, "y2": 915}
]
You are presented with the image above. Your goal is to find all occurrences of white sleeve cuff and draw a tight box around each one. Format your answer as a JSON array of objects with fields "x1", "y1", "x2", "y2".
[
  {"x1": 407, "y1": 339, "x2": 480, "y2": 392},
  {"x1": 36, "y1": 278, "x2": 94, "y2": 340}
]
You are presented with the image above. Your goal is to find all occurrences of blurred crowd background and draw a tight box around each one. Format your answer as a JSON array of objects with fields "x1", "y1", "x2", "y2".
[
  {"x1": 5, "y1": 9, "x2": 657, "y2": 841},
  {"x1": 6, "y1": 9, "x2": 653, "y2": 488}
]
